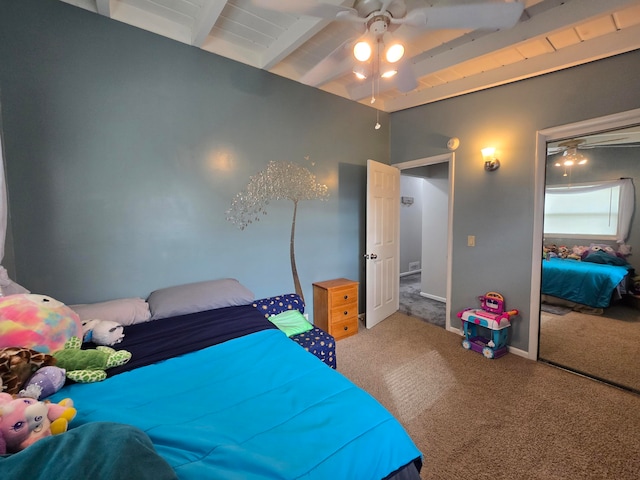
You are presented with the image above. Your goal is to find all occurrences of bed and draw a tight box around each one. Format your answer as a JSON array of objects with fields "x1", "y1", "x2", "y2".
[
  {"x1": 1, "y1": 282, "x2": 422, "y2": 480},
  {"x1": 541, "y1": 256, "x2": 632, "y2": 309}
]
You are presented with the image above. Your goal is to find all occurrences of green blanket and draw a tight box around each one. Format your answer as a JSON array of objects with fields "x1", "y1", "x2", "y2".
[
  {"x1": 267, "y1": 309, "x2": 314, "y2": 337},
  {"x1": 0, "y1": 422, "x2": 177, "y2": 480}
]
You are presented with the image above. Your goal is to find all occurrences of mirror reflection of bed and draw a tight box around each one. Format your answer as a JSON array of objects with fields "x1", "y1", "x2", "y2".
[{"x1": 540, "y1": 125, "x2": 640, "y2": 394}]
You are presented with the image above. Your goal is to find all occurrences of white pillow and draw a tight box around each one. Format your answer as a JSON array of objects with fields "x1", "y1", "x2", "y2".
[
  {"x1": 70, "y1": 298, "x2": 152, "y2": 326},
  {"x1": 147, "y1": 278, "x2": 254, "y2": 320}
]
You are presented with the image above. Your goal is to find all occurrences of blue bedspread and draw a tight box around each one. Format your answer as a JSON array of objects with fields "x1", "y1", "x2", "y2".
[
  {"x1": 52, "y1": 329, "x2": 421, "y2": 479},
  {"x1": 541, "y1": 258, "x2": 630, "y2": 308}
]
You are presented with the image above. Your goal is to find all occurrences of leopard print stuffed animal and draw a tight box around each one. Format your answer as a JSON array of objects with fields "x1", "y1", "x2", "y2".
[{"x1": 0, "y1": 347, "x2": 56, "y2": 395}]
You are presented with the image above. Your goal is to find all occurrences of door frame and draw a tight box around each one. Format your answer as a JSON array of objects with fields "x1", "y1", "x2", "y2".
[
  {"x1": 394, "y1": 152, "x2": 455, "y2": 331},
  {"x1": 529, "y1": 107, "x2": 640, "y2": 360}
]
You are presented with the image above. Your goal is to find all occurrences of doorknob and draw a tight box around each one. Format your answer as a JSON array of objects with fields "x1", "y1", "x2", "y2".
[{"x1": 364, "y1": 253, "x2": 378, "y2": 259}]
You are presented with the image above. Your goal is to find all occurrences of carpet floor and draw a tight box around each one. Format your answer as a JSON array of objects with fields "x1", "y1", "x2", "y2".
[
  {"x1": 399, "y1": 273, "x2": 446, "y2": 328},
  {"x1": 337, "y1": 312, "x2": 640, "y2": 480},
  {"x1": 539, "y1": 302, "x2": 640, "y2": 392}
]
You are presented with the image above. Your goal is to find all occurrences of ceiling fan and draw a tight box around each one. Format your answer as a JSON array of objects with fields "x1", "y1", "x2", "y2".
[{"x1": 252, "y1": 0, "x2": 525, "y2": 93}]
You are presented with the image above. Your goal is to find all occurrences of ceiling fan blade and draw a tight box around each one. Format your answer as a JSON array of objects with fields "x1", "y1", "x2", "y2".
[
  {"x1": 300, "y1": 39, "x2": 355, "y2": 87},
  {"x1": 400, "y1": 2, "x2": 525, "y2": 31},
  {"x1": 394, "y1": 59, "x2": 418, "y2": 93},
  {"x1": 251, "y1": 0, "x2": 358, "y2": 20}
]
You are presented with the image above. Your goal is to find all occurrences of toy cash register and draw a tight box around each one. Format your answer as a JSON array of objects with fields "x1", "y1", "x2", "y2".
[{"x1": 457, "y1": 292, "x2": 518, "y2": 359}]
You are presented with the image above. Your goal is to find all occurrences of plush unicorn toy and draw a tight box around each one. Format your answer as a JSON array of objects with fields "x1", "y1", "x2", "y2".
[{"x1": 0, "y1": 392, "x2": 76, "y2": 454}]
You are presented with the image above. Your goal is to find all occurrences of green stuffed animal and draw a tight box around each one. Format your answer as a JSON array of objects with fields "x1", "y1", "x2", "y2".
[{"x1": 52, "y1": 337, "x2": 132, "y2": 383}]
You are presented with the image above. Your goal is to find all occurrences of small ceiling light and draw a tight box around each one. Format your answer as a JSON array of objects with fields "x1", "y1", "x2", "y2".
[
  {"x1": 354, "y1": 41, "x2": 372, "y2": 62},
  {"x1": 385, "y1": 43, "x2": 404, "y2": 63},
  {"x1": 380, "y1": 69, "x2": 397, "y2": 78},
  {"x1": 481, "y1": 147, "x2": 500, "y2": 171}
]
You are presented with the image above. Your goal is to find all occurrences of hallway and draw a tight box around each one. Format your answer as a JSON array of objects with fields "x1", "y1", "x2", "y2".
[{"x1": 399, "y1": 273, "x2": 446, "y2": 327}]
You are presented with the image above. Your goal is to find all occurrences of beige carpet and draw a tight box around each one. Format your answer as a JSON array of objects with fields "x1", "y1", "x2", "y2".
[
  {"x1": 337, "y1": 312, "x2": 640, "y2": 480},
  {"x1": 540, "y1": 304, "x2": 640, "y2": 391}
]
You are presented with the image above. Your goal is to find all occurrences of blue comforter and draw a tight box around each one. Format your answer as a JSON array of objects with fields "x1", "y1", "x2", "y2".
[
  {"x1": 541, "y1": 258, "x2": 630, "y2": 308},
  {"x1": 51, "y1": 329, "x2": 421, "y2": 479}
]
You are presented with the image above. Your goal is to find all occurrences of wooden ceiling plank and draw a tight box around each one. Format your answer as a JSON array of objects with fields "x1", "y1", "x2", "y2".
[
  {"x1": 192, "y1": 0, "x2": 228, "y2": 47},
  {"x1": 385, "y1": 23, "x2": 640, "y2": 112}
]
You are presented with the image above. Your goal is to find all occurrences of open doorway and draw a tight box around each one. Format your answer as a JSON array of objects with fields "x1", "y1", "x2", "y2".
[{"x1": 395, "y1": 153, "x2": 454, "y2": 329}]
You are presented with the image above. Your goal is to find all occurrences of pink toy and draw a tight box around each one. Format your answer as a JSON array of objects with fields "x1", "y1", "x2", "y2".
[
  {"x1": 0, "y1": 392, "x2": 77, "y2": 453},
  {"x1": 457, "y1": 292, "x2": 519, "y2": 359}
]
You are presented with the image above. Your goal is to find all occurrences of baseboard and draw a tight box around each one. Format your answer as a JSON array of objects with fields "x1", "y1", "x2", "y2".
[
  {"x1": 420, "y1": 292, "x2": 446, "y2": 303},
  {"x1": 400, "y1": 270, "x2": 422, "y2": 277}
]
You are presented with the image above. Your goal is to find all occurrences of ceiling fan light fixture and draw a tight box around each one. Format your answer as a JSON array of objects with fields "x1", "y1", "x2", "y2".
[
  {"x1": 353, "y1": 41, "x2": 372, "y2": 62},
  {"x1": 353, "y1": 65, "x2": 368, "y2": 80},
  {"x1": 385, "y1": 43, "x2": 404, "y2": 63}
]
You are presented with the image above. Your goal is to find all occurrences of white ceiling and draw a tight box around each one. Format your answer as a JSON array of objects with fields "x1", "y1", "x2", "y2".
[{"x1": 60, "y1": 0, "x2": 640, "y2": 112}]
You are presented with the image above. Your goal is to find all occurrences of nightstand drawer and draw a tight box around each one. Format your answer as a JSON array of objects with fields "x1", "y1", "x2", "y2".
[
  {"x1": 329, "y1": 286, "x2": 358, "y2": 308},
  {"x1": 330, "y1": 304, "x2": 357, "y2": 322},
  {"x1": 331, "y1": 316, "x2": 358, "y2": 340}
]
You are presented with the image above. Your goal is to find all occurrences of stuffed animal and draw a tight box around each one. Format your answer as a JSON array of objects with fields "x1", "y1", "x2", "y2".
[
  {"x1": 52, "y1": 337, "x2": 131, "y2": 383},
  {"x1": 0, "y1": 294, "x2": 82, "y2": 354},
  {"x1": 81, "y1": 319, "x2": 125, "y2": 346},
  {"x1": 0, "y1": 347, "x2": 57, "y2": 396},
  {"x1": 0, "y1": 392, "x2": 76, "y2": 454},
  {"x1": 20, "y1": 366, "x2": 67, "y2": 400}
]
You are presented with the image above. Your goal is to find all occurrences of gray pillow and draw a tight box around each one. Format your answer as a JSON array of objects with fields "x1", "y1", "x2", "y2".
[
  {"x1": 70, "y1": 298, "x2": 151, "y2": 326},
  {"x1": 147, "y1": 278, "x2": 254, "y2": 320}
]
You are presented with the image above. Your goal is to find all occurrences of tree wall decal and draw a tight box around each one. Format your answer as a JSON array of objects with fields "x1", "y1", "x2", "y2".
[{"x1": 226, "y1": 161, "x2": 329, "y2": 302}]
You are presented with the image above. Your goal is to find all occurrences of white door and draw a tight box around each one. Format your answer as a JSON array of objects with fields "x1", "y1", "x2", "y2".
[{"x1": 365, "y1": 159, "x2": 400, "y2": 329}]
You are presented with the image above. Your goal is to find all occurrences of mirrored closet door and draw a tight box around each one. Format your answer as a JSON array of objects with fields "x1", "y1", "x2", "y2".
[{"x1": 539, "y1": 125, "x2": 640, "y2": 393}]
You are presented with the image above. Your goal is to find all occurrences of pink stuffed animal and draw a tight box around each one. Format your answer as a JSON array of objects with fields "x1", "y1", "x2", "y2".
[{"x1": 0, "y1": 392, "x2": 76, "y2": 453}]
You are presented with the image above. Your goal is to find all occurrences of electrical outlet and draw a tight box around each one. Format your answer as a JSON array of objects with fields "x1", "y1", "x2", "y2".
[{"x1": 467, "y1": 235, "x2": 475, "y2": 247}]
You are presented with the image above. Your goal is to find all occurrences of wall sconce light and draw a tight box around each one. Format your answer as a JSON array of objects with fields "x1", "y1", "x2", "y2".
[{"x1": 482, "y1": 147, "x2": 500, "y2": 171}]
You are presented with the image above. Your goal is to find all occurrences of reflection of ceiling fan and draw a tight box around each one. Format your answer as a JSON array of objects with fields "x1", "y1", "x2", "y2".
[
  {"x1": 547, "y1": 136, "x2": 631, "y2": 156},
  {"x1": 252, "y1": 0, "x2": 525, "y2": 93}
]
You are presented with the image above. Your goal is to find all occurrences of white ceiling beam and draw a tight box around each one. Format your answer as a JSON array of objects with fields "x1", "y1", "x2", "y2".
[
  {"x1": 259, "y1": 0, "x2": 354, "y2": 70},
  {"x1": 260, "y1": 17, "x2": 331, "y2": 70},
  {"x1": 192, "y1": 0, "x2": 228, "y2": 47},
  {"x1": 385, "y1": 23, "x2": 640, "y2": 112},
  {"x1": 59, "y1": 0, "x2": 98, "y2": 13},
  {"x1": 200, "y1": 36, "x2": 262, "y2": 69},
  {"x1": 348, "y1": 0, "x2": 639, "y2": 101},
  {"x1": 95, "y1": 0, "x2": 115, "y2": 17},
  {"x1": 108, "y1": 2, "x2": 192, "y2": 44}
]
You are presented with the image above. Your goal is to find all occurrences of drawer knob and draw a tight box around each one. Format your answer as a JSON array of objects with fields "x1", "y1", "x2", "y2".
[
  {"x1": 344, "y1": 326, "x2": 348, "y2": 331},
  {"x1": 343, "y1": 295, "x2": 348, "y2": 300},
  {"x1": 343, "y1": 311, "x2": 348, "y2": 316}
]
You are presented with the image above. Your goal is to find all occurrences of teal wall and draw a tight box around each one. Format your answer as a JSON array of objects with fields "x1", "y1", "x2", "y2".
[
  {"x1": 0, "y1": 0, "x2": 388, "y2": 309},
  {"x1": 2, "y1": 0, "x2": 639, "y2": 355},
  {"x1": 390, "y1": 50, "x2": 640, "y2": 351}
]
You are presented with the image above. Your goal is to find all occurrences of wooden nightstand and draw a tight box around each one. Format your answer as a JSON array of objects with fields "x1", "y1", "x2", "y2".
[{"x1": 313, "y1": 278, "x2": 359, "y2": 340}]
